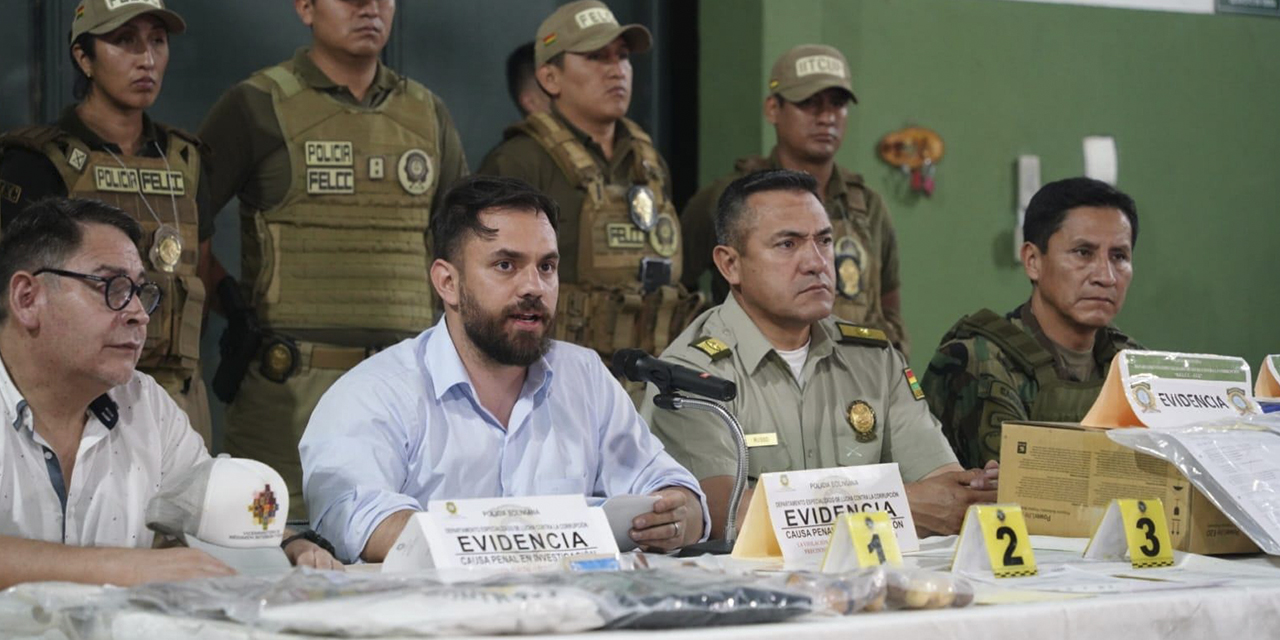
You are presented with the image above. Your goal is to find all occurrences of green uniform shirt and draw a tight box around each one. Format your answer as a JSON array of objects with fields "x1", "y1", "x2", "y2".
[
  {"x1": 477, "y1": 107, "x2": 672, "y2": 283},
  {"x1": 640, "y1": 294, "x2": 956, "y2": 483},
  {"x1": 199, "y1": 48, "x2": 468, "y2": 214},
  {"x1": 679, "y1": 149, "x2": 904, "y2": 347},
  {"x1": 0, "y1": 107, "x2": 215, "y2": 240},
  {"x1": 921, "y1": 302, "x2": 1144, "y2": 468}
]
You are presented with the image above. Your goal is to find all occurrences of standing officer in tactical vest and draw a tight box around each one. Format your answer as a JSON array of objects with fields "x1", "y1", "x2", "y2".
[
  {"x1": 921, "y1": 177, "x2": 1143, "y2": 468},
  {"x1": 680, "y1": 45, "x2": 909, "y2": 354},
  {"x1": 479, "y1": 0, "x2": 700, "y2": 376},
  {"x1": 0, "y1": 0, "x2": 215, "y2": 448},
  {"x1": 199, "y1": 0, "x2": 468, "y2": 519}
]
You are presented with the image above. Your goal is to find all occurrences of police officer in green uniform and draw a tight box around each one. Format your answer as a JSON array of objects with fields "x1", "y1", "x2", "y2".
[
  {"x1": 680, "y1": 45, "x2": 909, "y2": 354},
  {"x1": 641, "y1": 170, "x2": 996, "y2": 540},
  {"x1": 922, "y1": 177, "x2": 1143, "y2": 469},
  {"x1": 198, "y1": 0, "x2": 468, "y2": 519},
  {"x1": 479, "y1": 0, "x2": 700, "y2": 372},
  {"x1": 0, "y1": 0, "x2": 215, "y2": 449}
]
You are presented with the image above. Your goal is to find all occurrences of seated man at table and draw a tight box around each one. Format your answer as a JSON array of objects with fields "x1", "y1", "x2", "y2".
[
  {"x1": 0, "y1": 198, "x2": 339, "y2": 588},
  {"x1": 300, "y1": 176, "x2": 708, "y2": 563},
  {"x1": 921, "y1": 177, "x2": 1143, "y2": 468},
  {"x1": 640, "y1": 170, "x2": 996, "y2": 540}
]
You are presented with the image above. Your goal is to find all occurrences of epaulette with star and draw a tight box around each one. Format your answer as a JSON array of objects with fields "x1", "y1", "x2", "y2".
[
  {"x1": 835, "y1": 321, "x2": 889, "y2": 348},
  {"x1": 690, "y1": 336, "x2": 732, "y2": 361}
]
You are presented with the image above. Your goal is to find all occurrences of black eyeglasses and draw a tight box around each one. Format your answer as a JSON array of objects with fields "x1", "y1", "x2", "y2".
[{"x1": 33, "y1": 268, "x2": 163, "y2": 315}]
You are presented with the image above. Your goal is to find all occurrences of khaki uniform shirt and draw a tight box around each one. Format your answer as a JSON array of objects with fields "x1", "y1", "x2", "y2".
[
  {"x1": 640, "y1": 294, "x2": 956, "y2": 483},
  {"x1": 477, "y1": 107, "x2": 672, "y2": 283},
  {"x1": 199, "y1": 48, "x2": 468, "y2": 215},
  {"x1": 679, "y1": 149, "x2": 905, "y2": 348}
]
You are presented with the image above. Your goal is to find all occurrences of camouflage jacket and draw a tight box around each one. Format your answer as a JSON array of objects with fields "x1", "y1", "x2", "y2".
[{"x1": 920, "y1": 303, "x2": 1142, "y2": 467}]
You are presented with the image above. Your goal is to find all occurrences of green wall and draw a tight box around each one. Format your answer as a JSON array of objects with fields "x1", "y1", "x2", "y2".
[{"x1": 699, "y1": 0, "x2": 1280, "y2": 379}]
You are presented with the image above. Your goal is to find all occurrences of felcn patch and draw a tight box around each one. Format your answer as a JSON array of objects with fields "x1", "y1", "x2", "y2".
[{"x1": 904, "y1": 367, "x2": 925, "y2": 401}]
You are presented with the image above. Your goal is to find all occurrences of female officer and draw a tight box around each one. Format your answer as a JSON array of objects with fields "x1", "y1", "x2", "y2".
[{"x1": 0, "y1": 0, "x2": 216, "y2": 447}]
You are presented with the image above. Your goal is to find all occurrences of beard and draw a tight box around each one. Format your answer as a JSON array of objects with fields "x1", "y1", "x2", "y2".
[{"x1": 458, "y1": 287, "x2": 554, "y2": 367}]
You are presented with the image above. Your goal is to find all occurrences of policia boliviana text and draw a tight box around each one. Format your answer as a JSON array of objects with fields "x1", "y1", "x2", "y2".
[
  {"x1": 199, "y1": 0, "x2": 467, "y2": 519},
  {"x1": 0, "y1": 0, "x2": 216, "y2": 449},
  {"x1": 479, "y1": 1, "x2": 702, "y2": 384}
]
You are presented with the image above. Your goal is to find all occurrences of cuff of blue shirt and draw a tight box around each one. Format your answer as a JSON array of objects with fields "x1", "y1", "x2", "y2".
[{"x1": 320, "y1": 492, "x2": 423, "y2": 563}]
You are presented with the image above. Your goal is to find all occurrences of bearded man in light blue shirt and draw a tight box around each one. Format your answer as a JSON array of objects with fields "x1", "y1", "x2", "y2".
[{"x1": 300, "y1": 175, "x2": 708, "y2": 563}]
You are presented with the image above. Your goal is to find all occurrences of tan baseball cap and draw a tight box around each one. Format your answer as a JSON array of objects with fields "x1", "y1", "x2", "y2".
[
  {"x1": 768, "y1": 44, "x2": 857, "y2": 104},
  {"x1": 70, "y1": 0, "x2": 187, "y2": 45},
  {"x1": 535, "y1": 0, "x2": 652, "y2": 68}
]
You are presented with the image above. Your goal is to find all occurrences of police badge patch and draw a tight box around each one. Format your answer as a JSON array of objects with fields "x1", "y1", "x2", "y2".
[
  {"x1": 835, "y1": 235, "x2": 865, "y2": 299},
  {"x1": 149, "y1": 225, "x2": 183, "y2": 273},
  {"x1": 628, "y1": 185, "x2": 656, "y2": 231},
  {"x1": 847, "y1": 400, "x2": 877, "y2": 442},
  {"x1": 649, "y1": 213, "x2": 679, "y2": 258},
  {"x1": 397, "y1": 149, "x2": 433, "y2": 195}
]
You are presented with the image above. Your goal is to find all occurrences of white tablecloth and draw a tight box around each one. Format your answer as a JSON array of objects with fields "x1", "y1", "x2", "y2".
[{"x1": 5, "y1": 537, "x2": 1280, "y2": 640}]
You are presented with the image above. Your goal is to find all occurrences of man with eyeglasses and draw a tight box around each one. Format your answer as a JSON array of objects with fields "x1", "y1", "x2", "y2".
[
  {"x1": 0, "y1": 198, "x2": 339, "y2": 587},
  {"x1": 680, "y1": 44, "x2": 910, "y2": 354}
]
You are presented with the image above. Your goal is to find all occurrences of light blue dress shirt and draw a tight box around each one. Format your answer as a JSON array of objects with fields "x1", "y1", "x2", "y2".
[{"x1": 300, "y1": 319, "x2": 709, "y2": 562}]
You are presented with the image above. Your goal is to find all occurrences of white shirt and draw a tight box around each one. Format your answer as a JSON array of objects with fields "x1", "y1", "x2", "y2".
[
  {"x1": 776, "y1": 341, "x2": 811, "y2": 385},
  {"x1": 0, "y1": 355, "x2": 208, "y2": 548},
  {"x1": 301, "y1": 319, "x2": 709, "y2": 562}
]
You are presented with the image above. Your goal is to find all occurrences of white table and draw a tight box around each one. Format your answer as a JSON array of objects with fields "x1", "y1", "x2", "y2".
[{"x1": 5, "y1": 537, "x2": 1279, "y2": 640}]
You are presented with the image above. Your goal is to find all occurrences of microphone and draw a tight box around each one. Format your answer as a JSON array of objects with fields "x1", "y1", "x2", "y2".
[{"x1": 612, "y1": 349, "x2": 737, "y2": 401}]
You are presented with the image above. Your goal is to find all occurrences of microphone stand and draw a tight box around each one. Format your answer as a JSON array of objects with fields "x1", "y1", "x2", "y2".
[{"x1": 654, "y1": 391, "x2": 748, "y2": 556}]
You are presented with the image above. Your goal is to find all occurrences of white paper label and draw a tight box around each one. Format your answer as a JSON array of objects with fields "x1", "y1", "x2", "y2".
[
  {"x1": 421, "y1": 495, "x2": 618, "y2": 572},
  {"x1": 760, "y1": 463, "x2": 916, "y2": 567},
  {"x1": 1120, "y1": 350, "x2": 1259, "y2": 428}
]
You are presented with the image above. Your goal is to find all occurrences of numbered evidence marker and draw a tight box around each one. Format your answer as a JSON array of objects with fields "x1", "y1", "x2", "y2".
[
  {"x1": 1083, "y1": 498, "x2": 1175, "y2": 569},
  {"x1": 950, "y1": 504, "x2": 1038, "y2": 578},
  {"x1": 821, "y1": 511, "x2": 903, "y2": 572}
]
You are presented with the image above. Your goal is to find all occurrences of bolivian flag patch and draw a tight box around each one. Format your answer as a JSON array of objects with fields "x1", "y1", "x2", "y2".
[
  {"x1": 904, "y1": 368, "x2": 925, "y2": 401},
  {"x1": 543, "y1": 32, "x2": 558, "y2": 46},
  {"x1": 76, "y1": 4, "x2": 85, "y2": 19}
]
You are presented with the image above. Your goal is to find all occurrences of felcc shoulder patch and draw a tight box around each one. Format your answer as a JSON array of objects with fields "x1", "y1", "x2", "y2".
[
  {"x1": 692, "y1": 337, "x2": 731, "y2": 361},
  {"x1": 835, "y1": 321, "x2": 889, "y2": 348}
]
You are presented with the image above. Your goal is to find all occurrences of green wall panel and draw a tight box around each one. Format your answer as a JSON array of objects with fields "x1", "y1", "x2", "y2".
[{"x1": 700, "y1": 0, "x2": 1280, "y2": 377}]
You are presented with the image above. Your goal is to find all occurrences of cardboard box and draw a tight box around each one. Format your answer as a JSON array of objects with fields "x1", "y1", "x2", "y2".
[{"x1": 998, "y1": 421, "x2": 1259, "y2": 555}]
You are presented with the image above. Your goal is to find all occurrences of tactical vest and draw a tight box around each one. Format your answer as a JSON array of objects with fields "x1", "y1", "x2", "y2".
[
  {"x1": 943, "y1": 308, "x2": 1133, "y2": 422},
  {"x1": 510, "y1": 113, "x2": 698, "y2": 356},
  {"x1": 0, "y1": 124, "x2": 204, "y2": 380},
  {"x1": 735, "y1": 157, "x2": 886, "y2": 335},
  {"x1": 242, "y1": 63, "x2": 440, "y2": 337}
]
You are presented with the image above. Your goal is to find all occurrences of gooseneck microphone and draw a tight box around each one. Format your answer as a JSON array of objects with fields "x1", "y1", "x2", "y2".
[{"x1": 612, "y1": 349, "x2": 737, "y2": 401}]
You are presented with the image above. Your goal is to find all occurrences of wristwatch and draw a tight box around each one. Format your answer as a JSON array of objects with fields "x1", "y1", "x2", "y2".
[{"x1": 281, "y1": 529, "x2": 337, "y2": 557}]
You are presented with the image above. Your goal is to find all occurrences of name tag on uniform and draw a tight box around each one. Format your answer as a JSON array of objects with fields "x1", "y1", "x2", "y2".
[
  {"x1": 94, "y1": 165, "x2": 140, "y2": 193},
  {"x1": 307, "y1": 168, "x2": 355, "y2": 195},
  {"x1": 138, "y1": 169, "x2": 186, "y2": 196},
  {"x1": 305, "y1": 141, "x2": 354, "y2": 167},
  {"x1": 744, "y1": 433, "x2": 778, "y2": 448},
  {"x1": 605, "y1": 223, "x2": 645, "y2": 249}
]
